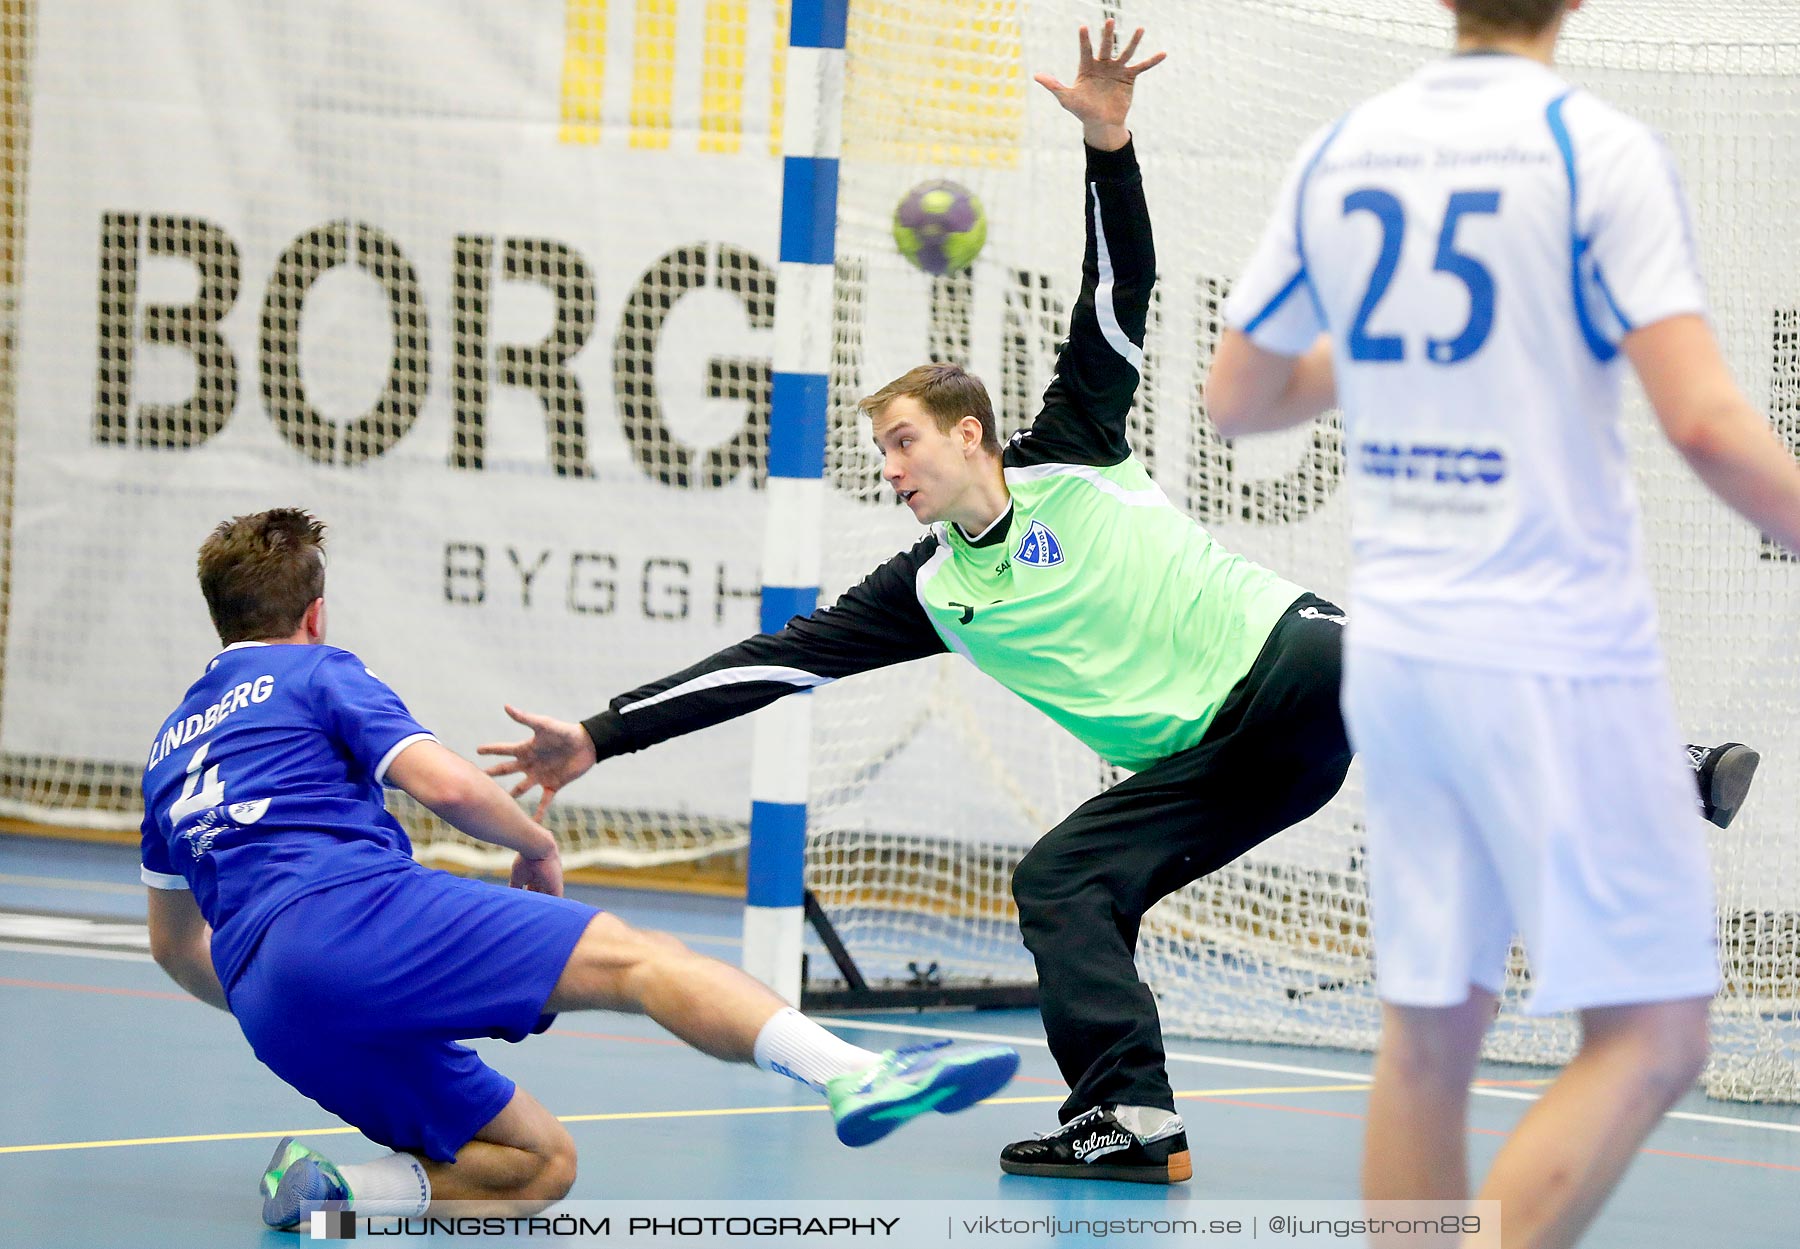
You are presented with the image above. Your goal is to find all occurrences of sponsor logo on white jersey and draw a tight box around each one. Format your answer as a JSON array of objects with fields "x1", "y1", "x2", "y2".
[{"x1": 1357, "y1": 442, "x2": 1507, "y2": 484}]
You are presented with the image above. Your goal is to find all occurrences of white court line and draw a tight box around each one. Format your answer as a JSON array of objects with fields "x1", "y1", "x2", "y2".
[
  {"x1": 0, "y1": 935, "x2": 738, "y2": 963},
  {"x1": 818, "y1": 1016, "x2": 1800, "y2": 1137},
  {"x1": 6, "y1": 936, "x2": 1794, "y2": 1138},
  {"x1": 0, "y1": 894, "x2": 740, "y2": 949},
  {"x1": 0, "y1": 941, "x2": 154, "y2": 963},
  {"x1": 826, "y1": 1014, "x2": 1376, "y2": 1081},
  {"x1": 0, "y1": 873, "x2": 144, "y2": 896}
]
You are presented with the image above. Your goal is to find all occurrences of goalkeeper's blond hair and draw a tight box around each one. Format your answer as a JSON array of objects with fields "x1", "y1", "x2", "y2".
[{"x1": 858, "y1": 364, "x2": 1003, "y2": 457}]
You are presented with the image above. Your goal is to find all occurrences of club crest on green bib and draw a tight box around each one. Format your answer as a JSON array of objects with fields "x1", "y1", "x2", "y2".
[{"x1": 1015, "y1": 520, "x2": 1064, "y2": 568}]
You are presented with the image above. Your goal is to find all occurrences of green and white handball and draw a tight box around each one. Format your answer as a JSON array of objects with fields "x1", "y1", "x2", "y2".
[{"x1": 893, "y1": 180, "x2": 988, "y2": 276}]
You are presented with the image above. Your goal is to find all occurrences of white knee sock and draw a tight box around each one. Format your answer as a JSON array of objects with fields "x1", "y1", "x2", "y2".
[
  {"x1": 337, "y1": 1152, "x2": 431, "y2": 1216},
  {"x1": 753, "y1": 1007, "x2": 882, "y2": 1094}
]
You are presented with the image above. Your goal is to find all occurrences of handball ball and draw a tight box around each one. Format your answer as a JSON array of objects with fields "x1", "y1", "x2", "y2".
[{"x1": 893, "y1": 180, "x2": 987, "y2": 276}]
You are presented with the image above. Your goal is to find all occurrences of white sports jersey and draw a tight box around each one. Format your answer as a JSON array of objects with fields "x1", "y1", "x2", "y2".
[{"x1": 1225, "y1": 53, "x2": 1706, "y2": 675}]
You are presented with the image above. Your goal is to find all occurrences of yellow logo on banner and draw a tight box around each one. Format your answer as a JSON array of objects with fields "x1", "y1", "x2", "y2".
[
  {"x1": 560, "y1": 0, "x2": 1020, "y2": 166},
  {"x1": 842, "y1": 1, "x2": 1023, "y2": 169},
  {"x1": 560, "y1": 0, "x2": 789, "y2": 154}
]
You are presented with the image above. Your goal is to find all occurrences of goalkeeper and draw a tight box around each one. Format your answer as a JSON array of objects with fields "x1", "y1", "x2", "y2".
[{"x1": 484, "y1": 22, "x2": 1755, "y2": 1184}]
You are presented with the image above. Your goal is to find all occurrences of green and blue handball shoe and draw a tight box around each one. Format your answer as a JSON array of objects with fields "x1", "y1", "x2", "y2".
[
  {"x1": 260, "y1": 1042, "x2": 1021, "y2": 1226},
  {"x1": 827, "y1": 1039, "x2": 1020, "y2": 1147},
  {"x1": 261, "y1": 1136, "x2": 352, "y2": 1231}
]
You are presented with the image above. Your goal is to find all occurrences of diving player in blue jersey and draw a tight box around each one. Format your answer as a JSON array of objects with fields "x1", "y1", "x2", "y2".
[{"x1": 140, "y1": 509, "x2": 1018, "y2": 1228}]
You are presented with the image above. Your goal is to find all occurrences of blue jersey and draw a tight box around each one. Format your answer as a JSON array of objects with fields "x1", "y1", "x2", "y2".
[{"x1": 139, "y1": 642, "x2": 435, "y2": 989}]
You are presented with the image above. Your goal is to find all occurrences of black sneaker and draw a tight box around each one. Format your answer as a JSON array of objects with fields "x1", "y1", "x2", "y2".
[
  {"x1": 1687, "y1": 742, "x2": 1760, "y2": 829},
  {"x1": 999, "y1": 1106, "x2": 1191, "y2": 1183}
]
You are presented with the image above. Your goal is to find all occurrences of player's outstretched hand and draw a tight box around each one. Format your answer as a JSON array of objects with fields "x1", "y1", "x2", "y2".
[
  {"x1": 478, "y1": 705, "x2": 598, "y2": 822},
  {"x1": 510, "y1": 844, "x2": 565, "y2": 897},
  {"x1": 1034, "y1": 19, "x2": 1165, "y2": 151}
]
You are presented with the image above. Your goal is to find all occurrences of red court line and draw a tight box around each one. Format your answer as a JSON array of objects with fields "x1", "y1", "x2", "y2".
[
  {"x1": 1641, "y1": 1148, "x2": 1800, "y2": 1174},
  {"x1": 0, "y1": 983, "x2": 1080, "y2": 1080},
  {"x1": 1200, "y1": 1096, "x2": 1365, "y2": 1123},
  {"x1": 543, "y1": 1032, "x2": 1071, "y2": 1088},
  {"x1": 0, "y1": 976, "x2": 188, "y2": 1001}
]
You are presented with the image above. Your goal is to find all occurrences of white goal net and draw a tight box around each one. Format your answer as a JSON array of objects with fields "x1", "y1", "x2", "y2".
[{"x1": 807, "y1": 0, "x2": 1800, "y2": 1103}]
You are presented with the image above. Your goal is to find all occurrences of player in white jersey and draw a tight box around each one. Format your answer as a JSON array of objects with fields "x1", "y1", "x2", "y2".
[{"x1": 1206, "y1": 2, "x2": 1800, "y2": 1246}]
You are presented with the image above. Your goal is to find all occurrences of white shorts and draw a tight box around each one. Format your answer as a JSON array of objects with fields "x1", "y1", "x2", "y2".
[{"x1": 1342, "y1": 645, "x2": 1719, "y2": 1015}]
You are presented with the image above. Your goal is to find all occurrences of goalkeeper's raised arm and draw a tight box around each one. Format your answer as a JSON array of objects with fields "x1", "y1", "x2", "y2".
[
  {"x1": 481, "y1": 23, "x2": 1169, "y2": 819},
  {"x1": 1010, "y1": 22, "x2": 1162, "y2": 470},
  {"x1": 1034, "y1": 21, "x2": 1163, "y2": 155}
]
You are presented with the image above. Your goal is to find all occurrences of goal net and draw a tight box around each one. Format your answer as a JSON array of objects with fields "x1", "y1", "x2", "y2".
[
  {"x1": 0, "y1": 0, "x2": 1793, "y2": 1102},
  {"x1": 807, "y1": 0, "x2": 1800, "y2": 1102}
]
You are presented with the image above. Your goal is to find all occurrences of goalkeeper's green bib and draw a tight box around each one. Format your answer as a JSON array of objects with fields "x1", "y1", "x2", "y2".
[{"x1": 917, "y1": 457, "x2": 1303, "y2": 771}]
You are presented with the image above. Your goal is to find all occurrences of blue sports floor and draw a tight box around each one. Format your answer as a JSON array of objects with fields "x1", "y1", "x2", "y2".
[{"x1": 2, "y1": 836, "x2": 1796, "y2": 1248}]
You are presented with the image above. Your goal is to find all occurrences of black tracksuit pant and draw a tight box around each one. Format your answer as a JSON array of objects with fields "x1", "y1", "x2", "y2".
[{"x1": 1012, "y1": 594, "x2": 1355, "y2": 1120}]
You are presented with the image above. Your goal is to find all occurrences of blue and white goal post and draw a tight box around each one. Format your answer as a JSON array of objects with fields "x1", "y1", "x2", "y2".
[{"x1": 741, "y1": 0, "x2": 847, "y2": 1005}]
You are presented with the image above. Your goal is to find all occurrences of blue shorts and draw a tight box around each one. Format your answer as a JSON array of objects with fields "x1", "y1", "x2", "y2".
[{"x1": 228, "y1": 863, "x2": 598, "y2": 1161}]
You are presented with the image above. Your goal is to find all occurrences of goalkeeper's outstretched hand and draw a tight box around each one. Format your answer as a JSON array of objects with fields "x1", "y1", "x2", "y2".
[
  {"x1": 479, "y1": 705, "x2": 598, "y2": 822},
  {"x1": 1034, "y1": 19, "x2": 1165, "y2": 152}
]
